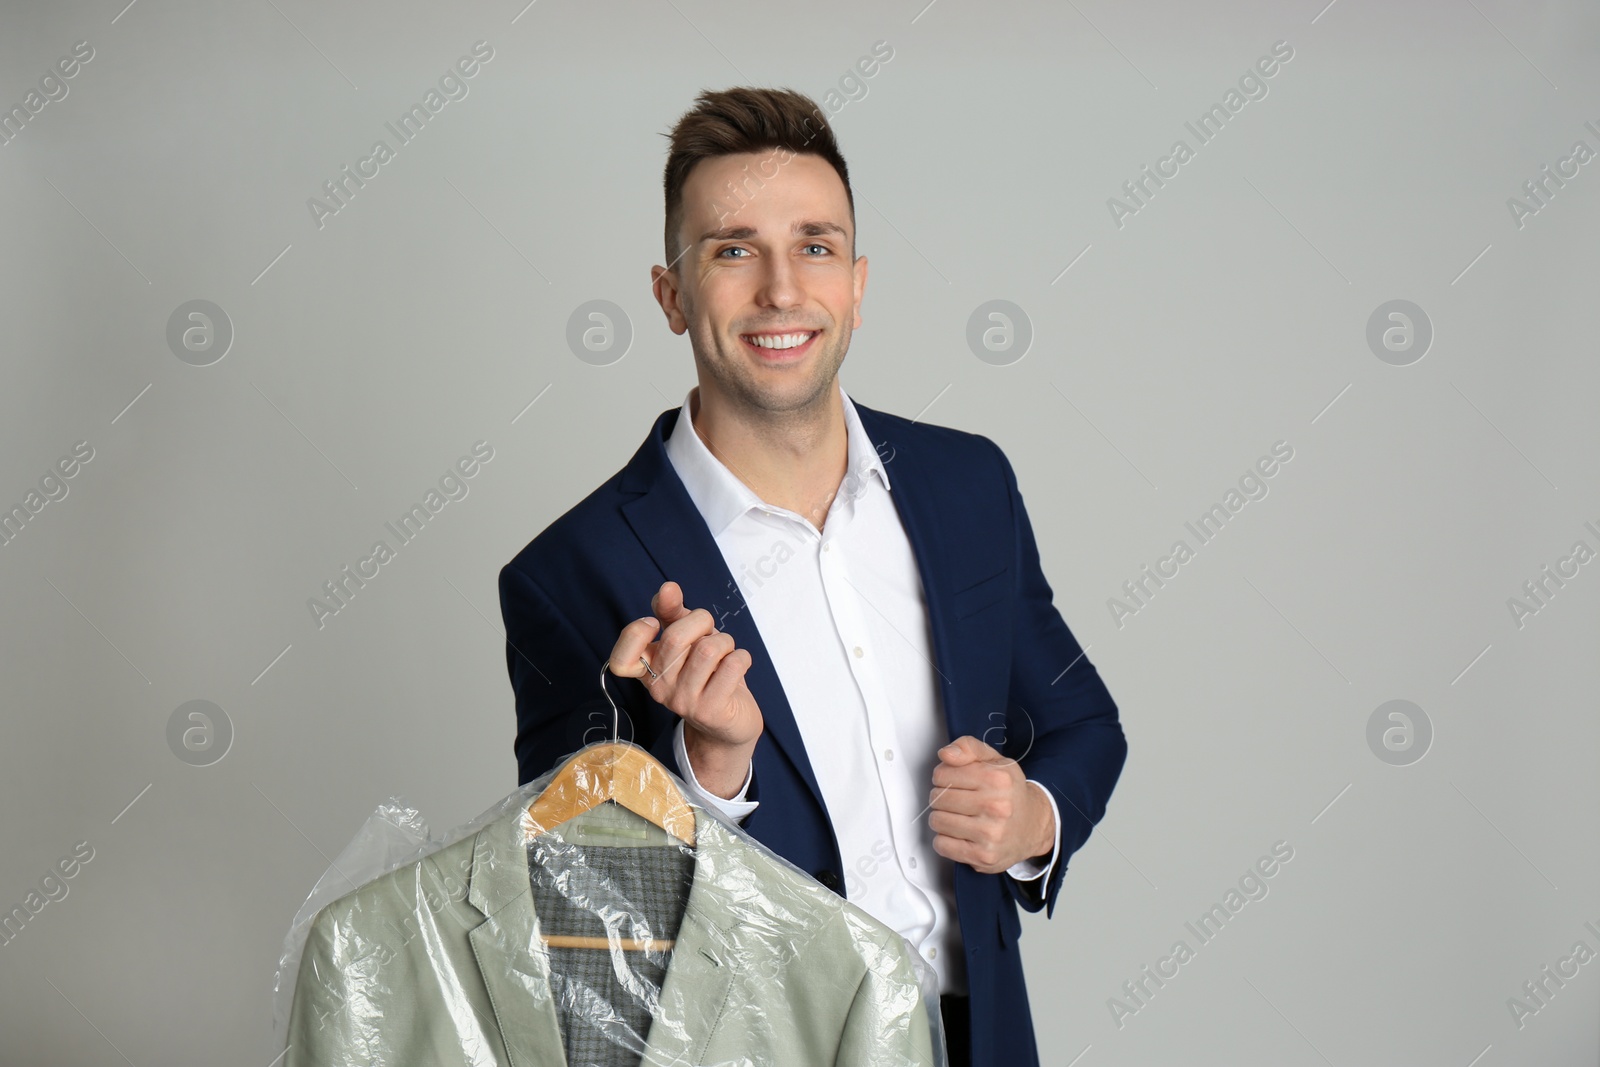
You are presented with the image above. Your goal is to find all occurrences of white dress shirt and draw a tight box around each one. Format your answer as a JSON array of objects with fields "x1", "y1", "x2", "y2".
[{"x1": 663, "y1": 380, "x2": 1063, "y2": 995}]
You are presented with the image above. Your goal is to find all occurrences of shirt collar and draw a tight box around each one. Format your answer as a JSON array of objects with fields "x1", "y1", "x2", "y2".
[{"x1": 664, "y1": 379, "x2": 890, "y2": 539}]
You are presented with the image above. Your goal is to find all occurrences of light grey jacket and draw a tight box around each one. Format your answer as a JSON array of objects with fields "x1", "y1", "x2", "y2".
[{"x1": 284, "y1": 798, "x2": 938, "y2": 1066}]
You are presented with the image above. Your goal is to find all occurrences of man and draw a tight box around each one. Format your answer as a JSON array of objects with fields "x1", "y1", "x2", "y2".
[{"x1": 498, "y1": 86, "x2": 1127, "y2": 1067}]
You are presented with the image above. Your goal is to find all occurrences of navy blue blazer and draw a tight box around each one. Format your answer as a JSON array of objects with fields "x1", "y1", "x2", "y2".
[{"x1": 498, "y1": 398, "x2": 1126, "y2": 1067}]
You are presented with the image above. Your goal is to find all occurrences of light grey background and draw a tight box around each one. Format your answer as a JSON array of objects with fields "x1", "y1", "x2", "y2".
[{"x1": 2, "y1": 0, "x2": 1597, "y2": 1064}]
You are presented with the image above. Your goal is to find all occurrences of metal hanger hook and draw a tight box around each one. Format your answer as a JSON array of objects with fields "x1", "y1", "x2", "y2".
[
  {"x1": 599, "y1": 654, "x2": 658, "y2": 744},
  {"x1": 598, "y1": 661, "x2": 620, "y2": 743}
]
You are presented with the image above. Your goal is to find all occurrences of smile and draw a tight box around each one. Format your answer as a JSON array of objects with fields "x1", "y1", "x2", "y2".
[{"x1": 739, "y1": 330, "x2": 819, "y2": 358}]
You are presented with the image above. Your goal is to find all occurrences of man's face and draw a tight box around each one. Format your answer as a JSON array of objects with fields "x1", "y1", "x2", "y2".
[{"x1": 652, "y1": 151, "x2": 867, "y2": 417}]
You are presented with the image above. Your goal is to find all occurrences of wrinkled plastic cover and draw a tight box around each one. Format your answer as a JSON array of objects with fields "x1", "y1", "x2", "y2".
[{"x1": 273, "y1": 743, "x2": 947, "y2": 1066}]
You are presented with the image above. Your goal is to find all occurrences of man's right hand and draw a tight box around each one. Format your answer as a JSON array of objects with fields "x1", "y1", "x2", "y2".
[{"x1": 608, "y1": 581, "x2": 763, "y2": 799}]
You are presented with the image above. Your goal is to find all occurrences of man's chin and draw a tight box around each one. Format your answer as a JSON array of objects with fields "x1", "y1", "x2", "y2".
[{"x1": 725, "y1": 367, "x2": 837, "y2": 414}]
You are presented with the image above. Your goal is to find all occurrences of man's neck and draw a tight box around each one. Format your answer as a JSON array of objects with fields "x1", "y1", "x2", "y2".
[{"x1": 688, "y1": 383, "x2": 849, "y2": 533}]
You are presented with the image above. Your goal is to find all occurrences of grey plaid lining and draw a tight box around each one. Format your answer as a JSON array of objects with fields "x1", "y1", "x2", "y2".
[{"x1": 528, "y1": 837, "x2": 696, "y2": 1067}]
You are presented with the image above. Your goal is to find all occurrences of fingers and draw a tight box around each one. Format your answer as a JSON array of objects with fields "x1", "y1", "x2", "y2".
[
  {"x1": 699, "y1": 647, "x2": 753, "y2": 719},
  {"x1": 618, "y1": 582, "x2": 708, "y2": 684},
  {"x1": 927, "y1": 784, "x2": 990, "y2": 817},
  {"x1": 618, "y1": 593, "x2": 759, "y2": 750},
  {"x1": 937, "y1": 735, "x2": 999, "y2": 765},
  {"x1": 928, "y1": 783, "x2": 1013, "y2": 820},
  {"x1": 650, "y1": 581, "x2": 695, "y2": 627},
  {"x1": 928, "y1": 808, "x2": 988, "y2": 843},
  {"x1": 608, "y1": 616, "x2": 663, "y2": 679},
  {"x1": 931, "y1": 759, "x2": 992, "y2": 792},
  {"x1": 678, "y1": 636, "x2": 752, "y2": 729},
  {"x1": 651, "y1": 606, "x2": 719, "y2": 682},
  {"x1": 931, "y1": 826, "x2": 1004, "y2": 872},
  {"x1": 672, "y1": 630, "x2": 734, "y2": 699}
]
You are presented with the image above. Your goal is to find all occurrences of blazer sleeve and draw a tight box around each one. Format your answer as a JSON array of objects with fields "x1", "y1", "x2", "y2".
[
  {"x1": 498, "y1": 561, "x2": 682, "y2": 785},
  {"x1": 283, "y1": 911, "x2": 348, "y2": 1065},
  {"x1": 986, "y1": 437, "x2": 1128, "y2": 919},
  {"x1": 284, "y1": 906, "x2": 410, "y2": 1065}
]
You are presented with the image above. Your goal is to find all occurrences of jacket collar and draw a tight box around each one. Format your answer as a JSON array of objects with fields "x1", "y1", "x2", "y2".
[{"x1": 466, "y1": 797, "x2": 740, "y2": 1067}]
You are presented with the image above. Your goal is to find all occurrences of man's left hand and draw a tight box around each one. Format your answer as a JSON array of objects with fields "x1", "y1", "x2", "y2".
[{"x1": 928, "y1": 735, "x2": 1055, "y2": 874}]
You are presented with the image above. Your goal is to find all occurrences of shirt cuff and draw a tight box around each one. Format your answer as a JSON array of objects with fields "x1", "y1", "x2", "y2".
[
  {"x1": 673, "y1": 719, "x2": 758, "y2": 822},
  {"x1": 1006, "y1": 780, "x2": 1062, "y2": 882}
]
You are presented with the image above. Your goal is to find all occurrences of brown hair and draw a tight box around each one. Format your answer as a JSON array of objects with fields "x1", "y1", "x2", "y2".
[{"x1": 661, "y1": 87, "x2": 854, "y2": 268}]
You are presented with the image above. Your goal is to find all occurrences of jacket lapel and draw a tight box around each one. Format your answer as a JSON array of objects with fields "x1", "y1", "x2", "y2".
[
  {"x1": 466, "y1": 803, "x2": 569, "y2": 1067},
  {"x1": 618, "y1": 407, "x2": 829, "y2": 818},
  {"x1": 639, "y1": 807, "x2": 738, "y2": 1064}
]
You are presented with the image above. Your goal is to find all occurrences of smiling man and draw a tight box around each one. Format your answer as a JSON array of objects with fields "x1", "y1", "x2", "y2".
[{"x1": 498, "y1": 87, "x2": 1127, "y2": 1067}]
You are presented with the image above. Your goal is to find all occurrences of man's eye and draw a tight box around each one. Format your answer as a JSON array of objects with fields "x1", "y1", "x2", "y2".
[
  {"x1": 718, "y1": 247, "x2": 749, "y2": 258},
  {"x1": 803, "y1": 244, "x2": 830, "y2": 255}
]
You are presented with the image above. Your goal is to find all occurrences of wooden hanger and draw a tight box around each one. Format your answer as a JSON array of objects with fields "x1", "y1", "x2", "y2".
[{"x1": 525, "y1": 659, "x2": 697, "y2": 951}]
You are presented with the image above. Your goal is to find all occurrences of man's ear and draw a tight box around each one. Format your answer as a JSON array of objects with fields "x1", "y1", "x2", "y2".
[
  {"x1": 851, "y1": 254, "x2": 868, "y2": 331},
  {"x1": 651, "y1": 265, "x2": 689, "y2": 335}
]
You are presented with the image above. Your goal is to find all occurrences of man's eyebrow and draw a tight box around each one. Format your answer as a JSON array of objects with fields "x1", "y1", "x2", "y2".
[{"x1": 696, "y1": 220, "x2": 849, "y2": 244}]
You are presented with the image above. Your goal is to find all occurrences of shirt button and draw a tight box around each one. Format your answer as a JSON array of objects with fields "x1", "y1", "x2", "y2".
[
  {"x1": 909, "y1": 856, "x2": 918, "y2": 869},
  {"x1": 853, "y1": 646, "x2": 864, "y2": 658},
  {"x1": 823, "y1": 542, "x2": 831, "y2": 552},
  {"x1": 926, "y1": 947, "x2": 938, "y2": 959},
  {"x1": 883, "y1": 748, "x2": 894, "y2": 761}
]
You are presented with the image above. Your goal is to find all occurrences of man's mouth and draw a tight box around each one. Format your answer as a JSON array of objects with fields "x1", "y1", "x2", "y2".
[{"x1": 739, "y1": 330, "x2": 820, "y2": 359}]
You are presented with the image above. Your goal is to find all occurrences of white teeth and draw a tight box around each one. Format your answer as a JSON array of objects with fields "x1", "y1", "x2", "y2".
[{"x1": 742, "y1": 331, "x2": 815, "y2": 350}]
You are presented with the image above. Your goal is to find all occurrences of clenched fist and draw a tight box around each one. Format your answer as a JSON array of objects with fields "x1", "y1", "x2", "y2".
[
  {"x1": 928, "y1": 736, "x2": 1055, "y2": 874},
  {"x1": 609, "y1": 581, "x2": 763, "y2": 799}
]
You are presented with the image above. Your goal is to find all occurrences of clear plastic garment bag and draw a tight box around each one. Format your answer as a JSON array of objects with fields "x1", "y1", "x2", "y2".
[{"x1": 275, "y1": 660, "x2": 946, "y2": 1066}]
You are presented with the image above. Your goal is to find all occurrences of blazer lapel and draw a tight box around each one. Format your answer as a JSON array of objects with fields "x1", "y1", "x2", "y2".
[
  {"x1": 466, "y1": 804, "x2": 569, "y2": 1067},
  {"x1": 618, "y1": 407, "x2": 829, "y2": 818},
  {"x1": 639, "y1": 805, "x2": 737, "y2": 1064}
]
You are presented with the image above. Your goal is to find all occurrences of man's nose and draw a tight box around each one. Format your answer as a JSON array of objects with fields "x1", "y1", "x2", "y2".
[{"x1": 754, "y1": 257, "x2": 804, "y2": 309}]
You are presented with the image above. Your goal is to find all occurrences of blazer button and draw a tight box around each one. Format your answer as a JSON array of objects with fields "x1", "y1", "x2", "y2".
[{"x1": 814, "y1": 869, "x2": 841, "y2": 892}]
